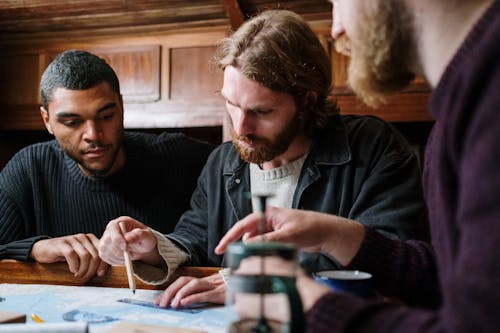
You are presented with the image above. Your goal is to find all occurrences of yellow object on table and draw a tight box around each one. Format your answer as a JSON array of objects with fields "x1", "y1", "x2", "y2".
[{"x1": 30, "y1": 313, "x2": 44, "y2": 323}]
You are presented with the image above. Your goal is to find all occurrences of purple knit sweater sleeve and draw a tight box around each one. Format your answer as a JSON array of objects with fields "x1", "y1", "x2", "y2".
[
  {"x1": 306, "y1": 228, "x2": 438, "y2": 333},
  {"x1": 307, "y1": 2, "x2": 500, "y2": 332},
  {"x1": 346, "y1": 228, "x2": 439, "y2": 307}
]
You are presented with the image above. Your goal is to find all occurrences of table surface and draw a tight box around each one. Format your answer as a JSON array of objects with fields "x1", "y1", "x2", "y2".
[
  {"x1": 0, "y1": 283, "x2": 234, "y2": 333},
  {"x1": 0, "y1": 259, "x2": 220, "y2": 289},
  {"x1": 0, "y1": 260, "x2": 230, "y2": 332}
]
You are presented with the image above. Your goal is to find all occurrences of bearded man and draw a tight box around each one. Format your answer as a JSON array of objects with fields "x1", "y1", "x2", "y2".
[
  {"x1": 98, "y1": 10, "x2": 427, "y2": 307},
  {"x1": 216, "y1": 0, "x2": 500, "y2": 332}
]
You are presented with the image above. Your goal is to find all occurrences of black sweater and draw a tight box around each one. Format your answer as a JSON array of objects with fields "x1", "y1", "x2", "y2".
[{"x1": 0, "y1": 131, "x2": 213, "y2": 260}]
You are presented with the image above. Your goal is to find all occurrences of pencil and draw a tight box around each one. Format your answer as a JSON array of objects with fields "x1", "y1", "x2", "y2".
[
  {"x1": 119, "y1": 221, "x2": 136, "y2": 294},
  {"x1": 30, "y1": 313, "x2": 44, "y2": 323}
]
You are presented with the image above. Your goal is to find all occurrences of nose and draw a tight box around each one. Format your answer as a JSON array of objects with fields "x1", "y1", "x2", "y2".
[
  {"x1": 83, "y1": 121, "x2": 102, "y2": 142},
  {"x1": 331, "y1": 7, "x2": 345, "y2": 39},
  {"x1": 231, "y1": 109, "x2": 254, "y2": 137}
]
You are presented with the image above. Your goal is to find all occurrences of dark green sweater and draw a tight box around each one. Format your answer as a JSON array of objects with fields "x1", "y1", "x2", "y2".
[{"x1": 0, "y1": 131, "x2": 213, "y2": 260}]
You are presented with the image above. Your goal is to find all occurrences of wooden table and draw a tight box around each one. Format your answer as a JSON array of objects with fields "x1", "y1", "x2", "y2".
[{"x1": 0, "y1": 259, "x2": 220, "y2": 290}]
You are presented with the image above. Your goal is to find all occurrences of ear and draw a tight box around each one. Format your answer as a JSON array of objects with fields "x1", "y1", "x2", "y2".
[{"x1": 40, "y1": 106, "x2": 54, "y2": 135}]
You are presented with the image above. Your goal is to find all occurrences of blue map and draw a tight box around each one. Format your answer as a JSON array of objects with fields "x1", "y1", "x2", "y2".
[{"x1": 0, "y1": 283, "x2": 237, "y2": 332}]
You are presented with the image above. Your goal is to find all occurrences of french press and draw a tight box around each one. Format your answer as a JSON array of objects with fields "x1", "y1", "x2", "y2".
[{"x1": 225, "y1": 195, "x2": 304, "y2": 333}]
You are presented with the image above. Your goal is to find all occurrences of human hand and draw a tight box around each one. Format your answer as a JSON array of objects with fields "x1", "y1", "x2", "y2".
[
  {"x1": 30, "y1": 233, "x2": 108, "y2": 282},
  {"x1": 295, "y1": 270, "x2": 331, "y2": 312},
  {"x1": 155, "y1": 273, "x2": 226, "y2": 308},
  {"x1": 215, "y1": 207, "x2": 365, "y2": 266},
  {"x1": 98, "y1": 216, "x2": 161, "y2": 266},
  {"x1": 216, "y1": 207, "x2": 331, "y2": 253}
]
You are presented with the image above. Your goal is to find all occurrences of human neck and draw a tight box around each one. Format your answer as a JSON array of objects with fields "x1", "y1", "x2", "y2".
[
  {"x1": 259, "y1": 135, "x2": 312, "y2": 170},
  {"x1": 410, "y1": 0, "x2": 493, "y2": 87}
]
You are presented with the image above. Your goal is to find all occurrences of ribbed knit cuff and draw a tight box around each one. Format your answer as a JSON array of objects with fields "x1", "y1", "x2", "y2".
[
  {"x1": 0, "y1": 236, "x2": 50, "y2": 261},
  {"x1": 133, "y1": 229, "x2": 188, "y2": 285}
]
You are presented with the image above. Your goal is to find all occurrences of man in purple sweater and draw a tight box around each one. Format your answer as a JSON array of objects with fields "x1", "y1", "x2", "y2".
[{"x1": 216, "y1": 0, "x2": 500, "y2": 331}]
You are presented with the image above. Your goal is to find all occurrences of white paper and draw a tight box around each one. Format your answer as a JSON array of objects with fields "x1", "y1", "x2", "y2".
[{"x1": 0, "y1": 322, "x2": 87, "y2": 332}]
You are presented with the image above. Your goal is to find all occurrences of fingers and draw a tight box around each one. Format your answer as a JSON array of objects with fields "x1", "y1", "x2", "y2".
[
  {"x1": 126, "y1": 228, "x2": 157, "y2": 259},
  {"x1": 155, "y1": 274, "x2": 226, "y2": 308},
  {"x1": 99, "y1": 218, "x2": 131, "y2": 265},
  {"x1": 62, "y1": 233, "x2": 101, "y2": 281},
  {"x1": 99, "y1": 217, "x2": 156, "y2": 264},
  {"x1": 215, "y1": 212, "x2": 261, "y2": 254},
  {"x1": 179, "y1": 285, "x2": 226, "y2": 306},
  {"x1": 89, "y1": 235, "x2": 108, "y2": 277},
  {"x1": 155, "y1": 276, "x2": 196, "y2": 308}
]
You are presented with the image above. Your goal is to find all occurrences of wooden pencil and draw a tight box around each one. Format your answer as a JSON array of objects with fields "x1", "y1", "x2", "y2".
[{"x1": 119, "y1": 221, "x2": 136, "y2": 294}]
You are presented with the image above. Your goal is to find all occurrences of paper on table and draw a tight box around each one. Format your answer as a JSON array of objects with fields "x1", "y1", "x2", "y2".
[
  {"x1": 0, "y1": 322, "x2": 87, "y2": 332},
  {"x1": 105, "y1": 321, "x2": 205, "y2": 333}
]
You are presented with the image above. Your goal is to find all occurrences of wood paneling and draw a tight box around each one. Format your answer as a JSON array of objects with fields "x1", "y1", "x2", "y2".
[
  {"x1": 337, "y1": 92, "x2": 432, "y2": 122},
  {"x1": 0, "y1": 26, "x2": 228, "y2": 131},
  {"x1": 93, "y1": 45, "x2": 161, "y2": 103},
  {"x1": 0, "y1": 0, "x2": 332, "y2": 40},
  {"x1": 0, "y1": 0, "x2": 228, "y2": 36},
  {"x1": 170, "y1": 46, "x2": 222, "y2": 100},
  {"x1": 0, "y1": 53, "x2": 40, "y2": 105},
  {"x1": 37, "y1": 46, "x2": 161, "y2": 104},
  {"x1": 0, "y1": 105, "x2": 45, "y2": 130}
]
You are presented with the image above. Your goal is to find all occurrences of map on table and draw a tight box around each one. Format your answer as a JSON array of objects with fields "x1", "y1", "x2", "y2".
[{"x1": 0, "y1": 283, "x2": 236, "y2": 333}]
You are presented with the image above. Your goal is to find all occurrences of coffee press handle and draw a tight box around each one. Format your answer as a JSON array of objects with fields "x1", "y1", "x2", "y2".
[{"x1": 272, "y1": 276, "x2": 304, "y2": 333}]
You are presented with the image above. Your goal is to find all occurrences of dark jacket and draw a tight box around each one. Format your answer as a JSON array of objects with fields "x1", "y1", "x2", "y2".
[{"x1": 169, "y1": 114, "x2": 427, "y2": 273}]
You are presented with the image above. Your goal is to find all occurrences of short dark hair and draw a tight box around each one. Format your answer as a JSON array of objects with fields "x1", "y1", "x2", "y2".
[
  {"x1": 214, "y1": 9, "x2": 338, "y2": 136},
  {"x1": 40, "y1": 50, "x2": 120, "y2": 110}
]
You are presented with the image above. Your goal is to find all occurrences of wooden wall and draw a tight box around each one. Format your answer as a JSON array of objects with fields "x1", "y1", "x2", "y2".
[
  {"x1": 0, "y1": 20, "x2": 433, "y2": 169},
  {"x1": 0, "y1": 26, "x2": 227, "y2": 130}
]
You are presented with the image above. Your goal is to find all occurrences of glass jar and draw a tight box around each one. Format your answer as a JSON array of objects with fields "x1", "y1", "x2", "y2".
[{"x1": 225, "y1": 241, "x2": 303, "y2": 333}]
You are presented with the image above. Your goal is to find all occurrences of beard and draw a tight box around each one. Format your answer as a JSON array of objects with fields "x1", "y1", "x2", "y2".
[
  {"x1": 78, "y1": 145, "x2": 119, "y2": 178},
  {"x1": 232, "y1": 111, "x2": 301, "y2": 164},
  {"x1": 346, "y1": 1, "x2": 416, "y2": 107},
  {"x1": 334, "y1": 34, "x2": 351, "y2": 57},
  {"x1": 62, "y1": 132, "x2": 123, "y2": 178}
]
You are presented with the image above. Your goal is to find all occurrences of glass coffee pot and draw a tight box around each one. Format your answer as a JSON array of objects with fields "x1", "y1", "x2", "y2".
[{"x1": 225, "y1": 195, "x2": 304, "y2": 333}]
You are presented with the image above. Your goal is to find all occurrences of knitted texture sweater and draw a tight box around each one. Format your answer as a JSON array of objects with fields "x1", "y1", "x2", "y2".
[
  {"x1": 0, "y1": 131, "x2": 213, "y2": 260},
  {"x1": 306, "y1": 2, "x2": 500, "y2": 332}
]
